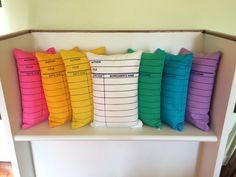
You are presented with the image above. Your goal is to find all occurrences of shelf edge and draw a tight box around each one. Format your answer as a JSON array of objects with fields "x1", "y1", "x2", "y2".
[{"x1": 14, "y1": 135, "x2": 218, "y2": 142}]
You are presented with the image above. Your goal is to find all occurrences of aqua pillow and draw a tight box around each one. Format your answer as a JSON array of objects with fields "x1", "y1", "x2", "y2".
[
  {"x1": 156, "y1": 49, "x2": 193, "y2": 131},
  {"x1": 128, "y1": 49, "x2": 165, "y2": 128}
]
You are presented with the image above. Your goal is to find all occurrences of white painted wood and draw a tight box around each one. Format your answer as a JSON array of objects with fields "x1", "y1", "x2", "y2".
[
  {"x1": 32, "y1": 141, "x2": 199, "y2": 177},
  {"x1": 1, "y1": 31, "x2": 235, "y2": 177},
  {"x1": 197, "y1": 34, "x2": 236, "y2": 177},
  {"x1": 0, "y1": 34, "x2": 33, "y2": 135},
  {"x1": 31, "y1": 32, "x2": 203, "y2": 54},
  {"x1": 0, "y1": 81, "x2": 21, "y2": 177},
  {"x1": 27, "y1": 31, "x2": 205, "y2": 177},
  {"x1": 9, "y1": 31, "x2": 212, "y2": 143},
  {"x1": 0, "y1": 34, "x2": 36, "y2": 177},
  {"x1": 0, "y1": 80, "x2": 35, "y2": 177},
  {"x1": 0, "y1": 119, "x2": 11, "y2": 161},
  {"x1": 15, "y1": 121, "x2": 217, "y2": 142}
]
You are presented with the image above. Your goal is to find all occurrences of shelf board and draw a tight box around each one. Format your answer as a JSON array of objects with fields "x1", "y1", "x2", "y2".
[{"x1": 14, "y1": 121, "x2": 217, "y2": 142}]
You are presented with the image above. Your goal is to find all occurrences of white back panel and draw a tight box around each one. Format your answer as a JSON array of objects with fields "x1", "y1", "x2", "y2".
[
  {"x1": 32, "y1": 141, "x2": 199, "y2": 177},
  {"x1": 32, "y1": 32, "x2": 203, "y2": 54}
]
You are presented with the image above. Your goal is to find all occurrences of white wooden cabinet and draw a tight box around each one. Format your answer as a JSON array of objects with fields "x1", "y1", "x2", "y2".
[{"x1": 0, "y1": 30, "x2": 235, "y2": 177}]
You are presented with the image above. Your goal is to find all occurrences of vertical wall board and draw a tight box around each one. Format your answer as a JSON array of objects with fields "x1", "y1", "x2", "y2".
[
  {"x1": 197, "y1": 34, "x2": 236, "y2": 177},
  {"x1": 0, "y1": 34, "x2": 35, "y2": 177}
]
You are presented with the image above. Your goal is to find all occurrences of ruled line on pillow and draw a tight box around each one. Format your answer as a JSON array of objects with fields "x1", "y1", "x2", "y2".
[{"x1": 88, "y1": 51, "x2": 142, "y2": 128}]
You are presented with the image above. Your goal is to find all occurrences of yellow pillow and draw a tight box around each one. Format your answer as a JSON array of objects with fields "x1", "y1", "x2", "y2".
[
  {"x1": 36, "y1": 52, "x2": 72, "y2": 127},
  {"x1": 60, "y1": 47, "x2": 105, "y2": 128}
]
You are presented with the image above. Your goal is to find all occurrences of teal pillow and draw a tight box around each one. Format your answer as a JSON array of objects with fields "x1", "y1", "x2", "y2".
[
  {"x1": 128, "y1": 49, "x2": 165, "y2": 128},
  {"x1": 156, "y1": 49, "x2": 193, "y2": 131}
]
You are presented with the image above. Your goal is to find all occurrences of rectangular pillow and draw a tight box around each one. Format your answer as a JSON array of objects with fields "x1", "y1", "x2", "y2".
[
  {"x1": 60, "y1": 47, "x2": 105, "y2": 128},
  {"x1": 13, "y1": 48, "x2": 55, "y2": 129},
  {"x1": 179, "y1": 48, "x2": 221, "y2": 131},
  {"x1": 36, "y1": 52, "x2": 72, "y2": 127},
  {"x1": 156, "y1": 49, "x2": 193, "y2": 131},
  {"x1": 128, "y1": 49, "x2": 165, "y2": 128},
  {"x1": 87, "y1": 51, "x2": 143, "y2": 128}
]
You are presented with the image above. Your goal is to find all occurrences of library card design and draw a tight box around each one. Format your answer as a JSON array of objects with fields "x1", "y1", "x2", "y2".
[
  {"x1": 179, "y1": 48, "x2": 221, "y2": 131},
  {"x1": 87, "y1": 51, "x2": 143, "y2": 128},
  {"x1": 128, "y1": 49, "x2": 165, "y2": 128},
  {"x1": 13, "y1": 48, "x2": 55, "y2": 129},
  {"x1": 36, "y1": 52, "x2": 72, "y2": 127},
  {"x1": 157, "y1": 49, "x2": 193, "y2": 131},
  {"x1": 60, "y1": 47, "x2": 105, "y2": 128}
]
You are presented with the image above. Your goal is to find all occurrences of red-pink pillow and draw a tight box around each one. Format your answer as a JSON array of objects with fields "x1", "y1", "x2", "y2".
[{"x1": 13, "y1": 48, "x2": 55, "y2": 128}]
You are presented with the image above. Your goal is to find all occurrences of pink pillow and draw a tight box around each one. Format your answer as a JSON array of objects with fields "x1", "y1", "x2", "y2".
[{"x1": 13, "y1": 48, "x2": 55, "y2": 128}]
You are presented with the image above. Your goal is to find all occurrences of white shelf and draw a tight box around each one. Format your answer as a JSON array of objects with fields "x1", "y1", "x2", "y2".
[{"x1": 14, "y1": 121, "x2": 217, "y2": 142}]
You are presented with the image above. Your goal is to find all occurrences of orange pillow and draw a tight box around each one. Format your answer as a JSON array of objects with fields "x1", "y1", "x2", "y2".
[{"x1": 36, "y1": 52, "x2": 72, "y2": 127}]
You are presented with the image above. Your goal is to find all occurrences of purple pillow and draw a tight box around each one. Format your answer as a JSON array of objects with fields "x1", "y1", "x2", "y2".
[{"x1": 179, "y1": 48, "x2": 221, "y2": 131}]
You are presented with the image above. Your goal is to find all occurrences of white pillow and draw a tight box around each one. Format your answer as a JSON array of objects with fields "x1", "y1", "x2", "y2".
[{"x1": 87, "y1": 51, "x2": 143, "y2": 128}]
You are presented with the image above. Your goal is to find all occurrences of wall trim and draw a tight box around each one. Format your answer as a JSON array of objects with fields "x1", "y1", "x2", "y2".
[
  {"x1": 203, "y1": 30, "x2": 236, "y2": 42},
  {"x1": 0, "y1": 30, "x2": 30, "y2": 41},
  {"x1": 1, "y1": 29, "x2": 236, "y2": 42},
  {"x1": 29, "y1": 29, "x2": 203, "y2": 33}
]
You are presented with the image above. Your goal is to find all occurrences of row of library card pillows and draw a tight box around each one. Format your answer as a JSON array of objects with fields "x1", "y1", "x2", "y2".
[{"x1": 13, "y1": 46, "x2": 221, "y2": 132}]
